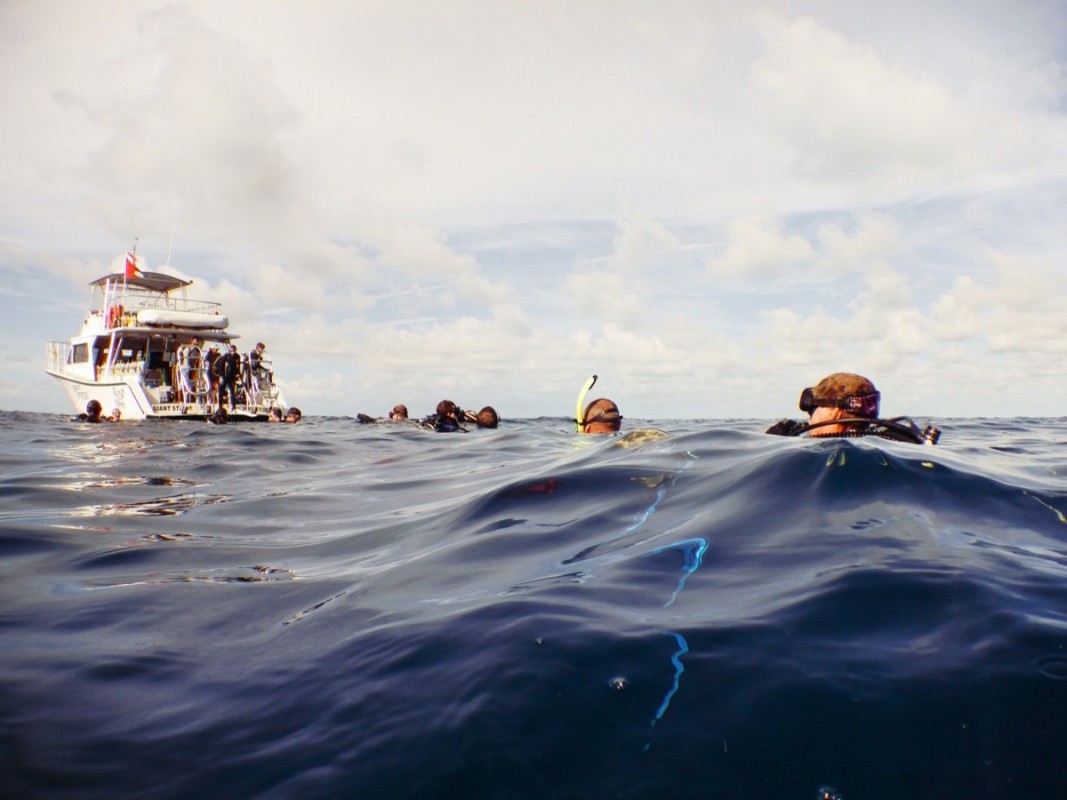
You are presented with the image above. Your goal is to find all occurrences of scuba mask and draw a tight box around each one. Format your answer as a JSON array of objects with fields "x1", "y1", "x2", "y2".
[{"x1": 799, "y1": 387, "x2": 880, "y2": 418}]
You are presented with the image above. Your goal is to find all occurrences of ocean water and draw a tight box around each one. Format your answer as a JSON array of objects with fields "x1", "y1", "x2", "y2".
[{"x1": 2, "y1": 413, "x2": 1067, "y2": 799}]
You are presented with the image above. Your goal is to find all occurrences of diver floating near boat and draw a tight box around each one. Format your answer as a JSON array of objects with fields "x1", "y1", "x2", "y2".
[{"x1": 46, "y1": 247, "x2": 289, "y2": 421}]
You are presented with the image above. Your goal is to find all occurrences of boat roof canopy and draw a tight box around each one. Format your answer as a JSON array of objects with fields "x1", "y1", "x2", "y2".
[{"x1": 90, "y1": 271, "x2": 192, "y2": 293}]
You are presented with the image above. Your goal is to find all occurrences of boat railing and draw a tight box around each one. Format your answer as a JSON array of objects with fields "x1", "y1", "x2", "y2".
[
  {"x1": 99, "y1": 283, "x2": 223, "y2": 316},
  {"x1": 121, "y1": 293, "x2": 223, "y2": 316}
]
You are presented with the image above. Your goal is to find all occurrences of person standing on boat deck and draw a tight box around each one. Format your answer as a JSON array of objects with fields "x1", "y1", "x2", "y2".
[
  {"x1": 249, "y1": 342, "x2": 269, "y2": 379},
  {"x1": 175, "y1": 341, "x2": 189, "y2": 404},
  {"x1": 213, "y1": 344, "x2": 242, "y2": 409},
  {"x1": 176, "y1": 337, "x2": 201, "y2": 407},
  {"x1": 204, "y1": 345, "x2": 220, "y2": 397},
  {"x1": 188, "y1": 338, "x2": 205, "y2": 403},
  {"x1": 248, "y1": 342, "x2": 272, "y2": 404}
]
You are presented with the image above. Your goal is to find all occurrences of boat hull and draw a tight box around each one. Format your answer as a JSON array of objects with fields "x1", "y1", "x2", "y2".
[{"x1": 48, "y1": 370, "x2": 277, "y2": 422}]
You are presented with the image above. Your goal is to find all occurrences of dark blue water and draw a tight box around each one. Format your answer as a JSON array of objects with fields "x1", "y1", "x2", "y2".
[{"x1": 3, "y1": 414, "x2": 1067, "y2": 799}]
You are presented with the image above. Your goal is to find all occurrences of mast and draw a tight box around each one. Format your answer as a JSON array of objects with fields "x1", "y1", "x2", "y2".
[{"x1": 124, "y1": 237, "x2": 139, "y2": 290}]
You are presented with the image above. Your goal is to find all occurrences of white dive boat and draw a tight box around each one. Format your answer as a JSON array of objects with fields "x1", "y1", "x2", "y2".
[{"x1": 46, "y1": 268, "x2": 288, "y2": 421}]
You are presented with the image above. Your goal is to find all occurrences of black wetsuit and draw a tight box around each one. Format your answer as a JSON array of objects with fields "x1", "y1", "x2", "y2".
[
  {"x1": 766, "y1": 417, "x2": 939, "y2": 444},
  {"x1": 213, "y1": 351, "x2": 242, "y2": 408},
  {"x1": 420, "y1": 414, "x2": 465, "y2": 432}
]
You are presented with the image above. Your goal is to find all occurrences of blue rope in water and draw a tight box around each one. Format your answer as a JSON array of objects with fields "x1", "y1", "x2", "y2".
[
  {"x1": 657, "y1": 537, "x2": 708, "y2": 608},
  {"x1": 652, "y1": 631, "x2": 689, "y2": 722},
  {"x1": 644, "y1": 536, "x2": 708, "y2": 749},
  {"x1": 611, "y1": 449, "x2": 706, "y2": 751},
  {"x1": 643, "y1": 631, "x2": 690, "y2": 752}
]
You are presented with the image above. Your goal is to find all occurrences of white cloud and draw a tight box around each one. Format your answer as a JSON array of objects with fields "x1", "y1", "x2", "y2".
[
  {"x1": 931, "y1": 276, "x2": 987, "y2": 342},
  {"x1": 817, "y1": 213, "x2": 900, "y2": 273},
  {"x1": 77, "y1": 6, "x2": 311, "y2": 249},
  {"x1": 4, "y1": 2, "x2": 1067, "y2": 419},
  {"x1": 749, "y1": 11, "x2": 1057, "y2": 193},
  {"x1": 563, "y1": 271, "x2": 647, "y2": 327},
  {"x1": 707, "y1": 215, "x2": 814, "y2": 279},
  {"x1": 611, "y1": 210, "x2": 682, "y2": 271}
]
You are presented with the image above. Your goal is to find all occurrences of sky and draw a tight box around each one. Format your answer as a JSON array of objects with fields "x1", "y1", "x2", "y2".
[{"x1": 3, "y1": 0, "x2": 1066, "y2": 420}]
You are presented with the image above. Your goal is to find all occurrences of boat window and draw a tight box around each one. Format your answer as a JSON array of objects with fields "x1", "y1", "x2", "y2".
[{"x1": 71, "y1": 343, "x2": 89, "y2": 363}]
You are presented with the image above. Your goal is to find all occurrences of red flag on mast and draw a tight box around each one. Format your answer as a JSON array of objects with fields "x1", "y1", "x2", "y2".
[{"x1": 125, "y1": 251, "x2": 141, "y2": 279}]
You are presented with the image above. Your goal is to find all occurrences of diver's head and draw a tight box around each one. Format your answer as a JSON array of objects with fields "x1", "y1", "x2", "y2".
[
  {"x1": 799, "y1": 373, "x2": 880, "y2": 419},
  {"x1": 436, "y1": 400, "x2": 459, "y2": 420},
  {"x1": 86, "y1": 399, "x2": 103, "y2": 417},
  {"x1": 475, "y1": 406, "x2": 499, "y2": 428},
  {"x1": 581, "y1": 398, "x2": 622, "y2": 434},
  {"x1": 390, "y1": 404, "x2": 409, "y2": 421}
]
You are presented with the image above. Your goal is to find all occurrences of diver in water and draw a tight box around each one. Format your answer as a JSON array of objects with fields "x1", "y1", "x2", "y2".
[
  {"x1": 422, "y1": 400, "x2": 466, "y2": 432},
  {"x1": 766, "y1": 372, "x2": 940, "y2": 444},
  {"x1": 207, "y1": 407, "x2": 229, "y2": 425},
  {"x1": 574, "y1": 375, "x2": 623, "y2": 434},
  {"x1": 76, "y1": 399, "x2": 104, "y2": 423},
  {"x1": 357, "y1": 404, "x2": 410, "y2": 425},
  {"x1": 580, "y1": 398, "x2": 622, "y2": 434},
  {"x1": 463, "y1": 406, "x2": 500, "y2": 429}
]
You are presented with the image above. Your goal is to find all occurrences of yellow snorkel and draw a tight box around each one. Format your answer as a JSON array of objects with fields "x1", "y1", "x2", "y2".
[{"x1": 574, "y1": 374, "x2": 598, "y2": 432}]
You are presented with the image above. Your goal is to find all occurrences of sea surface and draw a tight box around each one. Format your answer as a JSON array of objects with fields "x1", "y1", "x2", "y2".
[{"x1": 2, "y1": 413, "x2": 1067, "y2": 799}]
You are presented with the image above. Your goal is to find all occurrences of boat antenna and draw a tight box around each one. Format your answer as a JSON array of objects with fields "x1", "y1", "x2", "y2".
[{"x1": 165, "y1": 224, "x2": 175, "y2": 268}]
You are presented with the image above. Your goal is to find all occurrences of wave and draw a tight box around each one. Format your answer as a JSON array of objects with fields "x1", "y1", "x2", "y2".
[{"x1": 2, "y1": 416, "x2": 1067, "y2": 798}]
